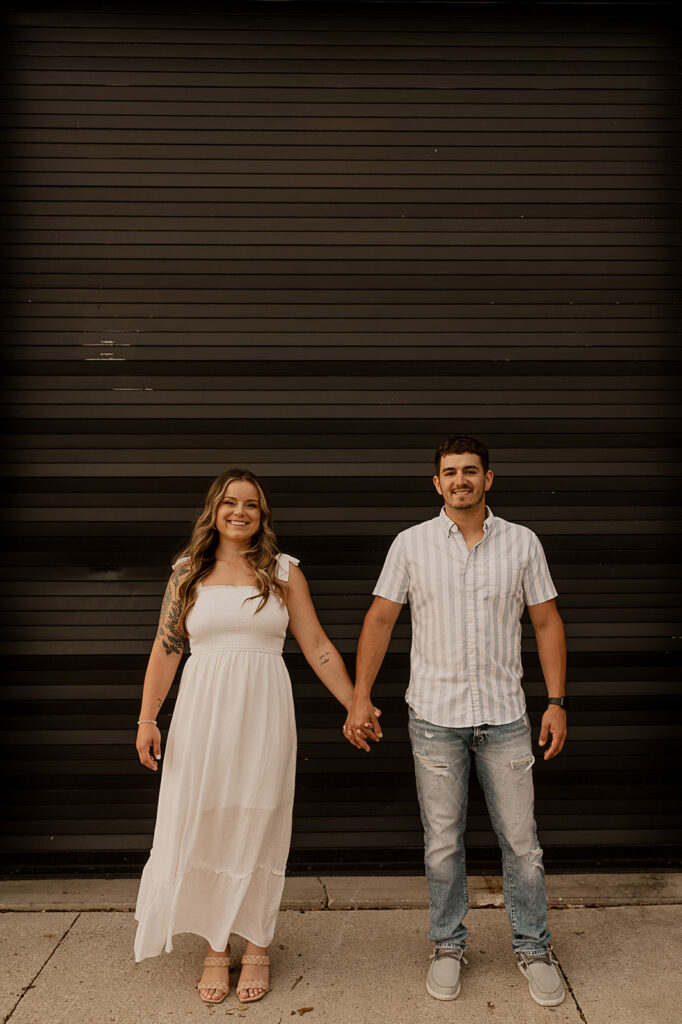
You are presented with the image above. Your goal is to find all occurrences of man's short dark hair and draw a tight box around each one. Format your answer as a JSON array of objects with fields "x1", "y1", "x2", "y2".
[{"x1": 434, "y1": 436, "x2": 489, "y2": 474}]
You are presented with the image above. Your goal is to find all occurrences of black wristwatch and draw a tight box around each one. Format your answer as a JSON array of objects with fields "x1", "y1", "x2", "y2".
[{"x1": 547, "y1": 697, "x2": 569, "y2": 710}]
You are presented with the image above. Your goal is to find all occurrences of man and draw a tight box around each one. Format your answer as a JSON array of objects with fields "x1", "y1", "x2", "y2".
[{"x1": 345, "y1": 436, "x2": 567, "y2": 1007}]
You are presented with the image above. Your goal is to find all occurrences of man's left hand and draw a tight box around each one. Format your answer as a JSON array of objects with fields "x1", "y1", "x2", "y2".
[{"x1": 538, "y1": 706, "x2": 567, "y2": 760}]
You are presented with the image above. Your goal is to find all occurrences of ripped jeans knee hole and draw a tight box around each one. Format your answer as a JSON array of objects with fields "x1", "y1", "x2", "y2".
[{"x1": 414, "y1": 750, "x2": 450, "y2": 777}]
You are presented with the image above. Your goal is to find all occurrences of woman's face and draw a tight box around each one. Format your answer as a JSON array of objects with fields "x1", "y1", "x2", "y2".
[{"x1": 214, "y1": 479, "x2": 262, "y2": 546}]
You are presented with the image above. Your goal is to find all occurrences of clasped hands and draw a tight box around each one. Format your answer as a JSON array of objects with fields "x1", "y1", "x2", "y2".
[{"x1": 343, "y1": 695, "x2": 383, "y2": 752}]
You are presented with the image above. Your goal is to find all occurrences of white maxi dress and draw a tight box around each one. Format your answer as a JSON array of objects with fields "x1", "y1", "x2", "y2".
[{"x1": 134, "y1": 554, "x2": 299, "y2": 962}]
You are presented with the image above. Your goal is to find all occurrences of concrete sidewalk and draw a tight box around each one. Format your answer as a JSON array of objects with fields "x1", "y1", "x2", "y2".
[{"x1": 1, "y1": 875, "x2": 680, "y2": 1024}]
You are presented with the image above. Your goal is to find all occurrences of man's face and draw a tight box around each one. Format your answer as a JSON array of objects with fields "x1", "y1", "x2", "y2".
[{"x1": 433, "y1": 452, "x2": 493, "y2": 511}]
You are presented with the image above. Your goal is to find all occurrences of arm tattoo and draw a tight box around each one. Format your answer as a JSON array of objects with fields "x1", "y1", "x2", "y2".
[
  {"x1": 156, "y1": 566, "x2": 189, "y2": 656},
  {"x1": 318, "y1": 650, "x2": 332, "y2": 667}
]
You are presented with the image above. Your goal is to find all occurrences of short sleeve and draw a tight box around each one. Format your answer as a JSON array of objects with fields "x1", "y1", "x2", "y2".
[
  {"x1": 276, "y1": 552, "x2": 300, "y2": 581},
  {"x1": 523, "y1": 533, "x2": 558, "y2": 606},
  {"x1": 372, "y1": 533, "x2": 409, "y2": 604},
  {"x1": 172, "y1": 555, "x2": 190, "y2": 570}
]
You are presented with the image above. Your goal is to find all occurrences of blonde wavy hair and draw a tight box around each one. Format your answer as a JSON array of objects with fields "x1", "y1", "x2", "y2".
[{"x1": 175, "y1": 468, "x2": 284, "y2": 635}]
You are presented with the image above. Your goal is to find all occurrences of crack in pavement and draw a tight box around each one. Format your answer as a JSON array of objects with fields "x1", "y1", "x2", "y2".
[
  {"x1": 3, "y1": 912, "x2": 81, "y2": 1024},
  {"x1": 317, "y1": 876, "x2": 329, "y2": 909},
  {"x1": 554, "y1": 951, "x2": 589, "y2": 1024}
]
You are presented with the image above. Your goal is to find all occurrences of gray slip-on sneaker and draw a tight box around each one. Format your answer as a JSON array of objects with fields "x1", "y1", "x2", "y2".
[
  {"x1": 426, "y1": 947, "x2": 467, "y2": 1001},
  {"x1": 516, "y1": 950, "x2": 565, "y2": 1006}
]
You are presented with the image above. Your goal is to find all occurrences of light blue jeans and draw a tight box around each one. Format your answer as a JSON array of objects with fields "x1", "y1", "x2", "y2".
[{"x1": 409, "y1": 708, "x2": 550, "y2": 954}]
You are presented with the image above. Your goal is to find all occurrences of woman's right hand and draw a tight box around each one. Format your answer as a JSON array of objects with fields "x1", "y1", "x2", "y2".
[{"x1": 136, "y1": 724, "x2": 162, "y2": 771}]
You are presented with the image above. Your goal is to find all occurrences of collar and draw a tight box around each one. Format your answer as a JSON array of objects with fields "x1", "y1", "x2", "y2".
[{"x1": 439, "y1": 504, "x2": 494, "y2": 536}]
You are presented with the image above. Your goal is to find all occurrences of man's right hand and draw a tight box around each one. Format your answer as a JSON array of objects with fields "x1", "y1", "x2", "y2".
[{"x1": 343, "y1": 696, "x2": 383, "y2": 751}]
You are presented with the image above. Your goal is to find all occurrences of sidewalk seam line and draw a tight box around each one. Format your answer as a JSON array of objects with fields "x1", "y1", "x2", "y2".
[
  {"x1": 554, "y1": 952, "x2": 588, "y2": 1024},
  {"x1": 2, "y1": 899, "x2": 682, "y2": 913},
  {"x1": 3, "y1": 911, "x2": 81, "y2": 1024}
]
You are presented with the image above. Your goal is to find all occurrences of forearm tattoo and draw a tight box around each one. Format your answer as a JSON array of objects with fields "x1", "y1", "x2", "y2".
[
  {"x1": 318, "y1": 650, "x2": 332, "y2": 667},
  {"x1": 156, "y1": 566, "x2": 189, "y2": 656}
]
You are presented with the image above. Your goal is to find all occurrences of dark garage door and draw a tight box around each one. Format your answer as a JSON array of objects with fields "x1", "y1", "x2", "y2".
[{"x1": 2, "y1": 2, "x2": 680, "y2": 873}]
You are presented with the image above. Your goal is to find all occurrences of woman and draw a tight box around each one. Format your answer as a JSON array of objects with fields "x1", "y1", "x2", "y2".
[{"x1": 134, "y1": 469, "x2": 381, "y2": 1002}]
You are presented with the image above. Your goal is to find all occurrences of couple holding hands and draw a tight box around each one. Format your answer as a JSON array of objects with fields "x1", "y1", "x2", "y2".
[{"x1": 134, "y1": 436, "x2": 568, "y2": 1008}]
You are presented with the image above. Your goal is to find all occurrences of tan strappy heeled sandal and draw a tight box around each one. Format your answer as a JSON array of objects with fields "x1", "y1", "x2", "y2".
[
  {"x1": 237, "y1": 952, "x2": 270, "y2": 1003},
  {"x1": 197, "y1": 953, "x2": 230, "y2": 1004}
]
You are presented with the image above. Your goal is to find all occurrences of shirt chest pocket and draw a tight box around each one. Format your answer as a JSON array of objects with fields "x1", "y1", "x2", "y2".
[{"x1": 489, "y1": 564, "x2": 522, "y2": 599}]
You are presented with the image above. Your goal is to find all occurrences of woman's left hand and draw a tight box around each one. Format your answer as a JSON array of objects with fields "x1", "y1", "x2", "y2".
[{"x1": 343, "y1": 699, "x2": 382, "y2": 752}]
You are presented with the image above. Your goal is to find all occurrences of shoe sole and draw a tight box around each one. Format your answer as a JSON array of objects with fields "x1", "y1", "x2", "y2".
[
  {"x1": 426, "y1": 978, "x2": 461, "y2": 1001},
  {"x1": 517, "y1": 963, "x2": 565, "y2": 1007}
]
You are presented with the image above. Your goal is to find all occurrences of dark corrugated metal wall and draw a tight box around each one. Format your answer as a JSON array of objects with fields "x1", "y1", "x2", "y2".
[{"x1": 2, "y1": 3, "x2": 680, "y2": 873}]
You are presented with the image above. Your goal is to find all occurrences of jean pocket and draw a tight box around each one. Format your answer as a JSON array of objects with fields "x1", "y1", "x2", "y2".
[{"x1": 408, "y1": 709, "x2": 445, "y2": 742}]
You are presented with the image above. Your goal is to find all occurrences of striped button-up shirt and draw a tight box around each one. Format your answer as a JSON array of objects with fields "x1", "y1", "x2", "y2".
[{"x1": 373, "y1": 506, "x2": 558, "y2": 727}]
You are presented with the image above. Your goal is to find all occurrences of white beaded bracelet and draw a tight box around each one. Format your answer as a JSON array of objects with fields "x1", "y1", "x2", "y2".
[{"x1": 137, "y1": 719, "x2": 157, "y2": 726}]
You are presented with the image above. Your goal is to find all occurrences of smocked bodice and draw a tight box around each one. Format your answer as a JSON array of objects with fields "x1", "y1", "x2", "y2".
[
  {"x1": 183, "y1": 552, "x2": 298, "y2": 657},
  {"x1": 186, "y1": 585, "x2": 289, "y2": 656}
]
